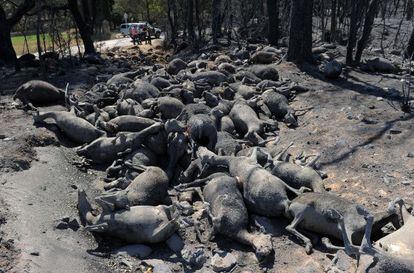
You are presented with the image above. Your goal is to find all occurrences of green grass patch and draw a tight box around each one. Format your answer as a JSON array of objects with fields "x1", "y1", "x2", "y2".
[{"x1": 11, "y1": 33, "x2": 77, "y2": 56}]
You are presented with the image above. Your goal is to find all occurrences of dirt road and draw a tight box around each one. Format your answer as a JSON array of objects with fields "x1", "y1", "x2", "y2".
[{"x1": 1, "y1": 147, "x2": 109, "y2": 273}]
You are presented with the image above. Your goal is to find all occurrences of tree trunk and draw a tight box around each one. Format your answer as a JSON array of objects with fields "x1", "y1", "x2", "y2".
[
  {"x1": 346, "y1": 0, "x2": 367, "y2": 65},
  {"x1": 405, "y1": 27, "x2": 414, "y2": 59},
  {"x1": 167, "y1": 0, "x2": 177, "y2": 46},
  {"x1": 68, "y1": 0, "x2": 96, "y2": 54},
  {"x1": 0, "y1": 0, "x2": 35, "y2": 70},
  {"x1": 267, "y1": 0, "x2": 279, "y2": 46},
  {"x1": 195, "y1": 0, "x2": 202, "y2": 39},
  {"x1": 186, "y1": 0, "x2": 197, "y2": 47},
  {"x1": 407, "y1": 0, "x2": 413, "y2": 20},
  {"x1": 212, "y1": 0, "x2": 221, "y2": 44},
  {"x1": 354, "y1": 0, "x2": 380, "y2": 64},
  {"x1": 287, "y1": 0, "x2": 314, "y2": 63},
  {"x1": 145, "y1": 0, "x2": 151, "y2": 22},
  {"x1": 330, "y1": 0, "x2": 337, "y2": 42}
]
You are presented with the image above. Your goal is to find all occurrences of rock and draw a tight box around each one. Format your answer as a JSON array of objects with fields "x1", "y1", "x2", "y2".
[
  {"x1": 30, "y1": 251, "x2": 40, "y2": 256},
  {"x1": 327, "y1": 250, "x2": 356, "y2": 272},
  {"x1": 166, "y1": 233, "x2": 184, "y2": 253},
  {"x1": 323, "y1": 60, "x2": 342, "y2": 79},
  {"x1": 54, "y1": 217, "x2": 79, "y2": 231},
  {"x1": 55, "y1": 221, "x2": 69, "y2": 230},
  {"x1": 142, "y1": 259, "x2": 172, "y2": 273},
  {"x1": 211, "y1": 252, "x2": 237, "y2": 272},
  {"x1": 402, "y1": 180, "x2": 412, "y2": 186},
  {"x1": 167, "y1": 58, "x2": 187, "y2": 75},
  {"x1": 67, "y1": 219, "x2": 80, "y2": 230},
  {"x1": 113, "y1": 244, "x2": 152, "y2": 259},
  {"x1": 181, "y1": 248, "x2": 208, "y2": 267},
  {"x1": 408, "y1": 151, "x2": 414, "y2": 158}
]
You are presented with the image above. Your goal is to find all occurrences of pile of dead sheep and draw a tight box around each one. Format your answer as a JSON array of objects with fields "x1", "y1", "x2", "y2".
[{"x1": 13, "y1": 45, "x2": 414, "y2": 272}]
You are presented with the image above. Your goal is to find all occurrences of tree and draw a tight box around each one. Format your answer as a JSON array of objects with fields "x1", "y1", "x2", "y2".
[
  {"x1": 346, "y1": 0, "x2": 367, "y2": 65},
  {"x1": 330, "y1": 0, "x2": 337, "y2": 43},
  {"x1": 405, "y1": 27, "x2": 414, "y2": 59},
  {"x1": 266, "y1": 0, "x2": 279, "y2": 46},
  {"x1": 186, "y1": 0, "x2": 196, "y2": 47},
  {"x1": 68, "y1": 0, "x2": 96, "y2": 55},
  {"x1": 354, "y1": 0, "x2": 381, "y2": 64},
  {"x1": 287, "y1": 0, "x2": 313, "y2": 63},
  {"x1": 0, "y1": 0, "x2": 35, "y2": 70},
  {"x1": 212, "y1": 0, "x2": 221, "y2": 44},
  {"x1": 167, "y1": 0, "x2": 177, "y2": 46}
]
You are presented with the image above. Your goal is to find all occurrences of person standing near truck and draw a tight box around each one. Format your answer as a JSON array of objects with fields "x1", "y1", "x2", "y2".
[
  {"x1": 130, "y1": 25, "x2": 139, "y2": 45},
  {"x1": 143, "y1": 25, "x2": 152, "y2": 45}
]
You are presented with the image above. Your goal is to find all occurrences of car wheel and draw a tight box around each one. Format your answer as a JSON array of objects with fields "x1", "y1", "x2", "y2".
[{"x1": 155, "y1": 32, "x2": 161, "y2": 39}]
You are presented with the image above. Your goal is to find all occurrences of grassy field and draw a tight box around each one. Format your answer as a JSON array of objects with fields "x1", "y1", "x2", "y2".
[
  {"x1": 12, "y1": 34, "x2": 55, "y2": 55},
  {"x1": 12, "y1": 32, "x2": 119, "y2": 56}
]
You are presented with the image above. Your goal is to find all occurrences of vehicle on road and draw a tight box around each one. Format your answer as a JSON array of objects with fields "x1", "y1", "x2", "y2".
[{"x1": 120, "y1": 22, "x2": 162, "y2": 38}]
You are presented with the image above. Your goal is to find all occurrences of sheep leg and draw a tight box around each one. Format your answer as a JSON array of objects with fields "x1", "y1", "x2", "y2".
[
  {"x1": 275, "y1": 142, "x2": 294, "y2": 162},
  {"x1": 356, "y1": 205, "x2": 374, "y2": 252},
  {"x1": 321, "y1": 237, "x2": 346, "y2": 251},
  {"x1": 306, "y1": 154, "x2": 320, "y2": 168},
  {"x1": 175, "y1": 173, "x2": 225, "y2": 192},
  {"x1": 355, "y1": 206, "x2": 376, "y2": 273},
  {"x1": 85, "y1": 222, "x2": 109, "y2": 232},
  {"x1": 151, "y1": 214, "x2": 179, "y2": 239},
  {"x1": 104, "y1": 177, "x2": 130, "y2": 190},
  {"x1": 179, "y1": 158, "x2": 203, "y2": 183},
  {"x1": 286, "y1": 212, "x2": 313, "y2": 254},
  {"x1": 244, "y1": 131, "x2": 265, "y2": 146},
  {"x1": 325, "y1": 208, "x2": 359, "y2": 257},
  {"x1": 117, "y1": 148, "x2": 132, "y2": 157},
  {"x1": 235, "y1": 229, "x2": 272, "y2": 258}
]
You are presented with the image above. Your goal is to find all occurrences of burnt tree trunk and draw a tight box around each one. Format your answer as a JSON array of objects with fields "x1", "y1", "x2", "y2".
[
  {"x1": 287, "y1": 0, "x2": 314, "y2": 63},
  {"x1": 0, "y1": 0, "x2": 35, "y2": 70},
  {"x1": 186, "y1": 0, "x2": 197, "y2": 48},
  {"x1": 145, "y1": 0, "x2": 151, "y2": 22},
  {"x1": 267, "y1": 0, "x2": 279, "y2": 46},
  {"x1": 68, "y1": 0, "x2": 96, "y2": 55},
  {"x1": 405, "y1": 27, "x2": 414, "y2": 59},
  {"x1": 330, "y1": 0, "x2": 337, "y2": 42},
  {"x1": 212, "y1": 0, "x2": 222, "y2": 44},
  {"x1": 354, "y1": 0, "x2": 380, "y2": 64},
  {"x1": 346, "y1": 0, "x2": 367, "y2": 65},
  {"x1": 0, "y1": 12, "x2": 15, "y2": 68},
  {"x1": 167, "y1": 0, "x2": 177, "y2": 46},
  {"x1": 407, "y1": 0, "x2": 413, "y2": 20}
]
